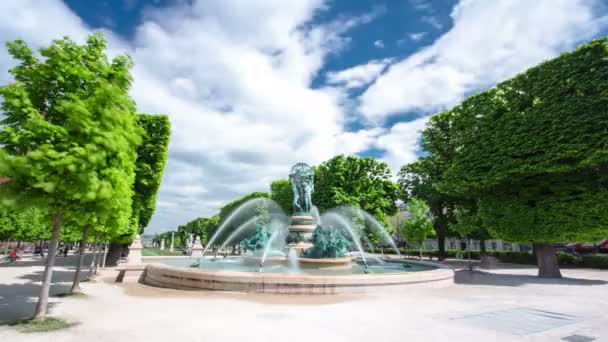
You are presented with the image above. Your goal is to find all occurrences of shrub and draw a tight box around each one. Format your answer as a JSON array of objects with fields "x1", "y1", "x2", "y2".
[{"x1": 580, "y1": 254, "x2": 608, "y2": 269}]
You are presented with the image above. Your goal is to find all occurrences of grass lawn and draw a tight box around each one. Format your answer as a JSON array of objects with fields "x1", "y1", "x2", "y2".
[
  {"x1": 1, "y1": 318, "x2": 77, "y2": 333},
  {"x1": 142, "y1": 248, "x2": 184, "y2": 256}
]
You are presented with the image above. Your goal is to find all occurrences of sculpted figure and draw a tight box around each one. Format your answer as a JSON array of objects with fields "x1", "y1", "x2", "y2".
[{"x1": 289, "y1": 163, "x2": 314, "y2": 214}]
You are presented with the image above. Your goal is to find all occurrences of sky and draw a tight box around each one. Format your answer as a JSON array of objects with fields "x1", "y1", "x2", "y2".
[{"x1": 1, "y1": 0, "x2": 607, "y2": 234}]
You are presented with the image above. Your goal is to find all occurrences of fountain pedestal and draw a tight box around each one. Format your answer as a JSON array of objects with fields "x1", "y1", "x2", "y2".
[
  {"x1": 191, "y1": 236, "x2": 203, "y2": 258},
  {"x1": 286, "y1": 215, "x2": 316, "y2": 255}
]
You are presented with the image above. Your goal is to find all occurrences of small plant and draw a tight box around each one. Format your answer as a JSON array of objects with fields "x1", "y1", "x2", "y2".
[{"x1": 1, "y1": 317, "x2": 77, "y2": 333}]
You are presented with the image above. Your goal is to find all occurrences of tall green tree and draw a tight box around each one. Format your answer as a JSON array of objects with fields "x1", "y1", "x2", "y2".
[
  {"x1": 425, "y1": 38, "x2": 608, "y2": 278},
  {"x1": 0, "y1": 33, "x2": 140, "y2": 318},
  {"x1": 402, "y1": 198, "x2": 434, "y2": 259},
  {"x1": 398, "y1": 158, "x2": 456, "y2": 259},
  {"x1": 270, "y1": 179, "x2": 293, "y2": 215},
  {"x1": 313, "y1": 155, "x2": 399, "y2": 242},
  {"x1": 106, "y1": 113, "x2": 170, "y2": 265},
  {"x1": 132, "y1": 114, "x2": 171, "y2": 233}
]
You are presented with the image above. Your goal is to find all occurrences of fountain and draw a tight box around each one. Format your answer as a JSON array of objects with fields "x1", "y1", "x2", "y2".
[{"x1": 141, "y1": 162, "x2": 452, "y2": 293}]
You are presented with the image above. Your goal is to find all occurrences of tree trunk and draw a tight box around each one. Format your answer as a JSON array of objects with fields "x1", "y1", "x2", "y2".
[
  {"x1": 467, "y1": 237, "x2": 473, "y2": 271},
  {"x1": 105, "y1": 243, "x2": 128, "y2": 266},
  {"x1": 17, "y1": 240, "x2": 21, "y2": 248},
  {"x1": 480, "y1": 239, "x2": 486, "y2": 254},
  {"x1": 70, "y1": 225, "x2": 90, "y2": 293},
  {"x1": 89, "y1": 237, "x2": 99, "y2": 274},
  {"x1": 4, "y1": 238, "x2": 10, "y2": 255},
  {"x1": 34, "y1": 211, "x2": 62, "y2": 320},
  {"x1": 93, "y1": 241, "x2": 103, "y2": 274},
  {"x1": 533, "y1": 243, "x2": 562, "y2": 278},
  {"x1": 101, "y1": 243, "x2": 108, "y2": 268},
  {"x1": 436, "y1": 233, "x2": 446, "y2": 260}
]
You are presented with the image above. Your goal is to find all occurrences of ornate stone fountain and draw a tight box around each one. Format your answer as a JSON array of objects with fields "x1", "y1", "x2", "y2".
[{"x1": 139, "y1": 162, "x2": 452, "y2": 293}]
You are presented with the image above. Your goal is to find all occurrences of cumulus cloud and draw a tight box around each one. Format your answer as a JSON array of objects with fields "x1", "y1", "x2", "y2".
[
  {"x1": 374, "y1": 117, "x2": 429, "y2": 172},
  {"x1": 0, "y1": 0, "x2": 606, "y2": 233},
  {"x1": 0, "y1": 0, "x2": 383, "y2": 233},
  {"x1": 373, "y1": 40, "x2": 384, "y2": 48},
  {"x1": 359, "y1": 0, "x2": 605, "y2": 120},
  {"x1": 409, "y1": 32, "x2": 427, "y2": 41},
  {"x1": 325, "y1": 59, "x2": 392, "y2": 89}
]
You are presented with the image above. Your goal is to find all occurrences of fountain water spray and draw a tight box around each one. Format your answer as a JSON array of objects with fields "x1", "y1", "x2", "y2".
[{"x1": 320, "y1": 212, "x2": 370, "y2": 267}]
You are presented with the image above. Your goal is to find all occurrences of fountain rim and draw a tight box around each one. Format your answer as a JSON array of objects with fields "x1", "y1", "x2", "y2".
[{"x1": 141, "y1": 259, "x2": 454, "y2": 294}]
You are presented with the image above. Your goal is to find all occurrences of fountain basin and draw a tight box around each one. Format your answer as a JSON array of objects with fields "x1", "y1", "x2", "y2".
[
  {"x1": 298, "y1": 256, "x2": 355, "y2": 270},
  {"x1": 140, "y1": 259, "x2": 453, "y2": 294}
]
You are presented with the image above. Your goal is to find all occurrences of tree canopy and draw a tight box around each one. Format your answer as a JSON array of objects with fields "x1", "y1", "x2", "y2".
[
  {"x1": 415, "y1": 38, "x2": 608, "y2": 277},
  {"x1": 132, "y1": 114, "x2": 171, "y2": 234},
  {"x1": 0, "y1": 33, "x2": 141, "y2": 318}
]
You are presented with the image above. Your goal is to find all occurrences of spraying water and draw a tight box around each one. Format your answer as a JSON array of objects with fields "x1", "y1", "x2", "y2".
[
  {"x1": 320, "y1": 212, "x2": 369, "y2": 267},
  {"x1": 201, "y1": 198, "x2": 283, "y2": 257},
  {"x1": 213, "y1": 216, "x2": 257, "y2": 259},
  {"x1": 259, "y1": 229, "x2": 283, "y2": 268},
  {"x1": 287, "y1": 248, "x2": 300, "y2": 273},
  {"x1": 357, "y1": 209, "x2": 401, "y2": 256}
]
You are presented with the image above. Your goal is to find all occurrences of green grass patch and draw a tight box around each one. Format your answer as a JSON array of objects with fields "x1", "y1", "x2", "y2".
[
  {"x1": 1, "y1": 317, "x2": 77, "y2": 333},
  {"x1": 53, "y1": 291, "x2": 87, "y2": 298},
  {"x1": 142, "y1": 248, "x2": 183, "y2": 256}
]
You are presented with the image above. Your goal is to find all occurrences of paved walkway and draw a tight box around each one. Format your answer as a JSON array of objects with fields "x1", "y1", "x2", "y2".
[{"x1": 0, "y1": 257, "x2": 607, "y2": 341}]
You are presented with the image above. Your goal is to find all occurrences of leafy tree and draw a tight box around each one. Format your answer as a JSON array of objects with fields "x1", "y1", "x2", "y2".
[
  {"x1": 425, "y1": 38, "x2": 608, "y2": 278},
  {"x1": 398, "y1": 158, "x2": 457, "y2": 259},
  {"x1": 402, "y1": 198, "x2": 433, "y2": 259},
  {"x1": 106, "y1": 113, "x2": 170, "y2": 265},
  {"x1": 270, "y1": 179, "x2": 293, "y2": 215},
  {"x1": 313, "y1": 155, "x2": 399, "y2": 242},
  {"x1": 0, "y1": 33, "x2": 140, "y2": 318},
  {"x1": 132, "y1": 114, "x2": 171, "y2": 233}
]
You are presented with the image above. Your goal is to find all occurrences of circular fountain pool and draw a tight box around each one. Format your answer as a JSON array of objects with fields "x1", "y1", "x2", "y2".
[
  {"x1": 140, "y1": 257, "x2": 453, "y2": 294},
  {"x1": 140, "y1": 163, "x2": 453, "y2": 294}
]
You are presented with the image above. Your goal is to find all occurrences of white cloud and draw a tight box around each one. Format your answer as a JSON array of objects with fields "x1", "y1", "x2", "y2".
[
  {"x1": 0, "y1": 0, "x2": 383, "y2": 233},
  {"x1": 409, "y1": 32, "x2": 427, "y2": 41},
  {"x1": 325, "y1": 58, "x2": 392, "y2": 89},
  {"x1": 420, "y1": 16, "x2": 443, "y2": 30},
  {"x1": 359, "y1": 0, "x2": 605, "y2": 120},
  {"x1": 375, "y1": 117, "x2": 429, "y2": 172},
  {"x1": 373, "y1": 40, "x2": 384, "y2": 48},
  {"x1": 0, "y1": 0, "x2": 606, "y2": 233}
]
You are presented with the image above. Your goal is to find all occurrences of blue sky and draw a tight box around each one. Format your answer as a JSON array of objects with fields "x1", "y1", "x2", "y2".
[{"x1": 1, "y1": 0, "x2": 607, "y2": 233}]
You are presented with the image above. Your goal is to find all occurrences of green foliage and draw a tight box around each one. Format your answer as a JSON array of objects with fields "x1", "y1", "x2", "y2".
[
  {"x1": 314, "y1": 155, "x2": 398, "y2": 216},
  {"x1": 398, "y1": 158, "x2": 458, "y2": 258},
  {"x1": 1, "y1": 317, "x2": 76, "y2": 333},
  {"x1": 402, "y1": 198, "x2": 433, "y2": 248},
  {"x1": 270, "y1": 179, "x2": 293, "y2": 215},
  {"x1": 0, "y1": 33, "x2": 140, "y2": 237},
  {"x1": 314, "y1": 155, "x2": 398, "y2": 241},
  {"x1": 424, "y1": 38, "x2": 608, "y2": 244},
  {"x1": 0, "y1": 207, "x2": 49, "y2": 241},
  {"x1": 132, "y1": 114, "x2": 171, "y2": 234},
  {"x1": 581, "y1": 254, "x2": 608, "y2": 269}
]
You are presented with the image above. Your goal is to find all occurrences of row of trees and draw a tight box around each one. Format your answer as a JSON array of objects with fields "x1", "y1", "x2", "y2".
[
  {"x1": 398, "y1": 38, "x2": 608, "y2": 278},
  {"x1": 157, "y1": 39, "x2": 607, "y2": 280},
  {"x1": 160, "y1": 155, "x2": 401, "y2": 251},
  {"x1": 0, "y1": 33, "x2": 170, "y2": 319}
]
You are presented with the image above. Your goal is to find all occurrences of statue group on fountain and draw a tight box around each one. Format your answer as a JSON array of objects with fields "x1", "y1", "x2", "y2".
[{"x1": 290, "y1": 162, "x2": 314, "y2": 214}]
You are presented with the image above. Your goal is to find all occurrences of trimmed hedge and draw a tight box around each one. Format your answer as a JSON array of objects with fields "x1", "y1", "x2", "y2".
[{"x1": 370, "y1": 248, "x2": 608, "y2": 269}]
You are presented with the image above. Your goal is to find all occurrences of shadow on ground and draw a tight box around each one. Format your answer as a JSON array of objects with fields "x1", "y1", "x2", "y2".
[
  {"x1": 0, "y1": 254, "x2": 94, "y2": 268},
  {"x1": 454, "y1": 269, "x2": 608, "y2": 287},
  {"x1": 0, "y1": 258, "x2": 94, "y2": 322}
]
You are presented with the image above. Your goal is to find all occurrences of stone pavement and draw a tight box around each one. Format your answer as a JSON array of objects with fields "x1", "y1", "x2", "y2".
[{"x1": 0, "y1": 257, "x2": 606, "y2": 341}]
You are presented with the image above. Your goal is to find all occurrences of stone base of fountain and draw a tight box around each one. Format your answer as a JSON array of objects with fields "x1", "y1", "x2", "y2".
[
  {"x1": 141, "y1": 260, "x2": 453, "y2": 294},
  {"x1": 298, "y1": 256, "x2": 355, "y2": 270}
]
